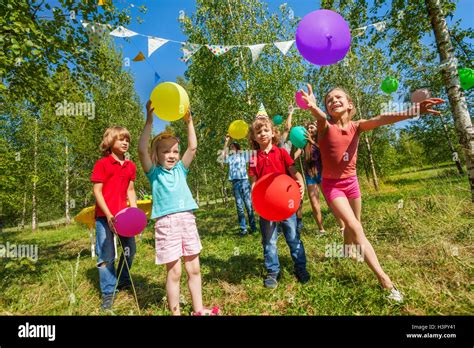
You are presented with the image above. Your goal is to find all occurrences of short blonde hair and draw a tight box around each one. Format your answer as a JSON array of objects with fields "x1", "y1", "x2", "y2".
[
  {"x1": 249, "y1": 117, "x2": 280, "y2": 150},
  {"x1": 99, "y1": 127, "x2": 131, "y2": 155},
  {"x1": 150, "y1": 131, "x2": 180, "y2": 165}
]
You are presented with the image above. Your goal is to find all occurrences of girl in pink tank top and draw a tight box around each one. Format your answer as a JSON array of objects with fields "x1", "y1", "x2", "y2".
[{"x1": 300, "y1": 84, "x2": 445, "y2": 303}]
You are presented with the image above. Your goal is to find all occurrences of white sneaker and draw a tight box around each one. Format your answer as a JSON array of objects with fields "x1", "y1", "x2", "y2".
[{"x1": 387, "y1": 287, "x2": 404, "y2": 303}]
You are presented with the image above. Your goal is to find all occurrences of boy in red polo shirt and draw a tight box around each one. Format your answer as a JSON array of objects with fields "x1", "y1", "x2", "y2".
[
  {"x1": 249, "y1": 116, "x2": 310, "y2": 289},
  {"x1": 91, "y1": 126, "x2": 137, "y2": 310}
]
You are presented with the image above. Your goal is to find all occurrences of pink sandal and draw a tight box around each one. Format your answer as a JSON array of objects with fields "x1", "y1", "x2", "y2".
[{"x1": 192, "y1": 306, "x2": 220, "y2": 316}]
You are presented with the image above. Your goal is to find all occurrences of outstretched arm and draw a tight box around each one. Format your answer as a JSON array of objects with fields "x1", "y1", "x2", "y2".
[
  {"x1": 138, "y1": 100, "x2": 154, "y2": 173},
  {"x1": 358, "y1": 98, "x2": 445, "y2": 132},
  {"x1": 181, "y1": 110, "x2": 198, "y2": 169}
]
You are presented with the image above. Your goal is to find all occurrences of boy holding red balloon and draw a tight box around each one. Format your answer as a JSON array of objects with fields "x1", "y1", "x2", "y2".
[
  {"x1": 138, "y1": 101, "x2": 218, "y2": 316},
  {"x1": 249, "y1": 116, "x2": 310, "y2": 289},
  {"x1": 91, "y1": 126, "x2": 138, "y2": 311}
]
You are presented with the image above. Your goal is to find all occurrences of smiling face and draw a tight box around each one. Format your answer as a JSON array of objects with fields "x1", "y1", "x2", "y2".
[
  {"x1": 307, "y1": 123, "x2": 317, "y2": 135},
  {"x1": 157, "y1": 138, "x2": 180, "y2": 170},
  {"x1": 325, "y1": 88, "x2": 354, "y2": 120}
]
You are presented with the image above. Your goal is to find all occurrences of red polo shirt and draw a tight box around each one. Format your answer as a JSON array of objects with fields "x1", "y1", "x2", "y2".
[
  {"x1": 249, "y1": 144, "x2": 294, "y2": 179},
  {"x1": 90, "y1": 155, "x2": 136, "y2": 218}
]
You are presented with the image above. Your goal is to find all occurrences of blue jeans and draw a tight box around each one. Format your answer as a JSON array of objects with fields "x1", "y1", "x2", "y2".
[
  {"x1": 95, "y1": 217, "x2": 136, "y2": 295},
  {"x1": 259, "y1": 214, "x2": 307, "y2": 274},
  {"x1": 232, "y1": 179, "x2": 256, "y2": 232}
]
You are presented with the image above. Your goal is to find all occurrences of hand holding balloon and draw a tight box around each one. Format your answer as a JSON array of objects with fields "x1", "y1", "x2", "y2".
[
  {"x1": 183, "y1": 108, "x2": 193, "y2": 124},
  {"x1": 304, "y1": 131, "x2": 317, "y2": 146}
]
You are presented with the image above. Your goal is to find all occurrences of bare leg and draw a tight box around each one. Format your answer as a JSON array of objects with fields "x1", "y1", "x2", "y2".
[
  {"x1": 166, "y1": 259, "x2": 181, "y2": 315},
  {"x1": 184, "y1": 254, "x2": 212, "y2": 314},
  {"x1": 329, "y1": 197, "x2": 394, "y2": 289},
  {"x1": 307, "y1": 184, "x2": 325, "y2": 231}
]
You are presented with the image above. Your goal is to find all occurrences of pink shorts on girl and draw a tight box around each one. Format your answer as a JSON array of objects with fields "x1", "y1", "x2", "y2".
[
  {"x1": 154, "y1": 211, "x2": 202, "y2": 265},
  {"x1": 321, "y1": 176, "x2": 361, "y2": 203}
]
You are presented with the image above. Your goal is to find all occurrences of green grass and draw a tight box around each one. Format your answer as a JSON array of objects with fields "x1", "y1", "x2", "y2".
[{"x1": 0, "y1": 167, "x2": 472, "y2": 315}]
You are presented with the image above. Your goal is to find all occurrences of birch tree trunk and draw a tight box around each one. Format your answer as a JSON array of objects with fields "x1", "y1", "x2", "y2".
[{"x1": 426, "y1": 0, "x2": 474, "y2": 201}]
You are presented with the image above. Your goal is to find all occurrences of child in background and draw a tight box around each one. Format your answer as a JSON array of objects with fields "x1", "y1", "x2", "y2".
[
  {"x1": 301, "y1": 84, "x2": 445, "y2": 301},
  {"x1": 294, "y1": 121, "x2": 326, "y2": 234},
  {"x1": 139, "y1": 101, "x2": 218, "y2": 315},
  {"x1": 91, "y1": 127, "x2": 138, "y2": 311},
  {"x1": 249, "y1": 116, "x2": 310, "y2": 289}
]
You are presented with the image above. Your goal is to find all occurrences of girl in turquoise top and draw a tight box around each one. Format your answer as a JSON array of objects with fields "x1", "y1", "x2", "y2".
[{"x1": 138, "y1": 100, "x2": 218, "y2": 316}]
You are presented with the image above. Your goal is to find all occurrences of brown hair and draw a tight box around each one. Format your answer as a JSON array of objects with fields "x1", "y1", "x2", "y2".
[
  {"x1": 99, "y1": 127, "x2": 131, "y2": 155},
  {"x1": 324, "y1": 87, "x2": 357, "y2": 119},
  {"x1": 249, "y1": 117, "x2": 281, "y2": 150},
  {"x1": 150, "y1": 131, "x2": 180, "y2": 165},
  {"x1": 303, "y1": 120, "x2": 319, "y2": 177}
]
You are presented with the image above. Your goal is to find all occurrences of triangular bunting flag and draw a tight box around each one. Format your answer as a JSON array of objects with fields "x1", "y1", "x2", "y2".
[
  {"x1": 98, "y1": 0, "x2": 105, "y2": 6},
  {"x1": 154, "y1": 72, "x2": 160, "y2": 84},
  {"x1": 353, "y1": 26, "x2": 367, "y2": 37},
  {"x1": 81, "y1": 20, "x2": 89, "y2": 29},
  {"x1": 373, "y1": 21, "x2": 387, "y2": 32},
  {"x1": 148, "y1": 37, "x2": 169, "y2": 57},
  {"x1": 248, "y1": 44, "x2": 266, "y2": 63},
  {"x1": 206, "y1": 45, "x2": 233, "y2": 57},
  {"x1": 180, "y1": 43, "x2": 201, "y2": 62},
  {"x1": 273, "y1": 40, "x2": 294, "y2": 55},
  {"x1": 110, "y1": 26, "x2": 138, "y2": 37},
  {"x1": 256, "y1": 103, "x2": 268, "y2": 118},
  {"x1": 132, "y1": 51, "x2": 145, "y2": 62}
]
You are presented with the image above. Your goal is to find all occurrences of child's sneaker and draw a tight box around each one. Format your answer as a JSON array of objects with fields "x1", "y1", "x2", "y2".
[
  {"x1": 264, "y1": 272, "x2": 280, "y2": 289},
  {"x1": 387, "y1": 286, "x2": 403, "y2": 303},
  {"x1": 100, "y1": 293, "x2": 115, "y2": 311},
  {"x1": 294, "y1": 268, "x2": 310, "y2": 284}
]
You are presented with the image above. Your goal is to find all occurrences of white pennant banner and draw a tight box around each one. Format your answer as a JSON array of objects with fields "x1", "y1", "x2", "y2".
[
  {"x1": 248, "y1": 44, "x2": 266, "y2": 63},
  {"x1": 110, "y1": 26, "x2": 138, "y2": 37},
  {"x1": 148, "y1": 37, "x2": 169, "y2": 57},
  {"x1": 273, "y1": 40, "x2": 294, "y2": 55}
]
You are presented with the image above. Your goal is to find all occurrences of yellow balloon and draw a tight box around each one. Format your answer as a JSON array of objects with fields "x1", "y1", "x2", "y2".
[
  {"x1": 228, "y1": 120, "x2": 248, "y2": 139},
  {"x1": 150, "y1": 82, "x2": 190, "y2": 122}
]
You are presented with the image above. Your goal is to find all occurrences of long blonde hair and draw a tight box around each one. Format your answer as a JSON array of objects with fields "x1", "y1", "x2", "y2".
[
  {"x1": 248, "y1": 117, "x2": 280, "y2": 150},
  {"x1": 99, "y1": 127, "x2": 131, "y2": 155}
]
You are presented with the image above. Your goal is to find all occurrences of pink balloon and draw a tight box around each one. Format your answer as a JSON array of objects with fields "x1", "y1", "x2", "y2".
[
  {"x1": 410, "y1": 89, "x2": 431, "y2": 103},
  {"x1": 295, "y1": 91, "x2": 309, "y2": 109},
  {"x1": 295, "y1": 9, "x2": 351, "y2": 66},
  {"x1": 114, "y1": 207, "x2": 147, "y2": 237}
]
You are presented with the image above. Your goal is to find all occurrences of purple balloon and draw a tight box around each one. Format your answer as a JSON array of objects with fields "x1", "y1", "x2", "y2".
[
  {"x1": 114, "y1": 207, "x2": 147, "y2": 237},
  {"x1": 295, "y1": 9, "x2": 351, "y2": 66}
]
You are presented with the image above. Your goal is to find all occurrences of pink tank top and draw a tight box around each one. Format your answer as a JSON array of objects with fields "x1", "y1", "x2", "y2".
[{"x1": 318, "y1": 120, "x2": 360, "y2": 179}]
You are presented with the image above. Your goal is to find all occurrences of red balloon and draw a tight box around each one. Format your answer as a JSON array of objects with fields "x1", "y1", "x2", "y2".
[
  {"x1": 252, "y1": 173, "x2": 301, "y2": 222},
  {"x1": 114, "y1": 207, "x2": 147, "y2": 237}
]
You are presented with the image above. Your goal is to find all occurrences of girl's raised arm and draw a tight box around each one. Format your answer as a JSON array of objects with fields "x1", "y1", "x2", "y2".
[
  {"x1": 138, "y1": 100, "x2": 154, "y2": 173},
  {"x1": 358, "y1": 98, "x2": 445, "y2": 132},
  {"x1": 182, "y1": 110, "x2": 198, "y2": 169},
  {"x1": 300, "y1": 84, "x2": 329, "y2": 133}
]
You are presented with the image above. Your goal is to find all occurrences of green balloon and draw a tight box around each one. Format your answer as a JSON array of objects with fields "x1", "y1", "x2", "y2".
[
  {"x1": 273, "y1": 115, "x2": 283, "y2": 125},
  {"x1": 289, "y1": 126, "x2": 307, "y2": 149},
  {"x1": 381, "y1": 76, "x2": 399, "y2": 94},
  {"x1": 459, "y1": 68, "x2": 474, "y2": 90}
]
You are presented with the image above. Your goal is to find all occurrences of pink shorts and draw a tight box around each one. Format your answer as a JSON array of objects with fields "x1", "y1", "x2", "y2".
[
  {"x1": 321, "y1": 176, "x2": 361, "y2": 203},
  {"x1": 154, "y1": 211, "x2": 202, "y2": 265}
]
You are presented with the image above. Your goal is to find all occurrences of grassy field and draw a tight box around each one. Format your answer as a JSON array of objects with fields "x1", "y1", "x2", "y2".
[{"x1": 0, "y1": 167, "x2": 472, "y2": 316}]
